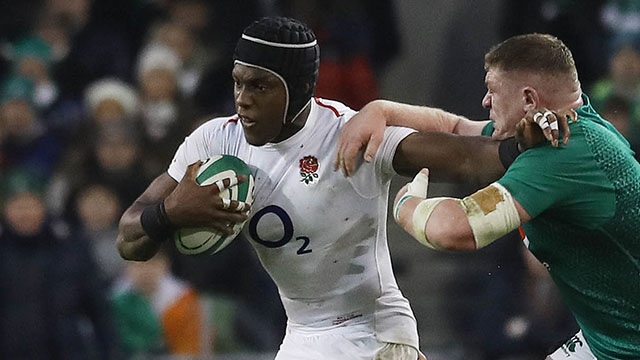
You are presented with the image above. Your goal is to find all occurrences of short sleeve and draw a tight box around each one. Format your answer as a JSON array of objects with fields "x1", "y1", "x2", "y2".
[
  {"x1": 348, "y1": 126, "x2": 415, "y2": 198},
  {"x1": 167, "y1": 119, "x2": 227, "y2": 182}
]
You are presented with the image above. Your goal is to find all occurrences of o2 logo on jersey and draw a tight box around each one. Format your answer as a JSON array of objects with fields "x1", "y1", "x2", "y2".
[{"x1": 248, "y1": 205, "x2": 312, "y2": 255}]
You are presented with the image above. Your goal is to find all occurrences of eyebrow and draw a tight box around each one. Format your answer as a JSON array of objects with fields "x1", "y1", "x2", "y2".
[{"x1": 232, "y1": 71, "x2": 279, "y2": 84}]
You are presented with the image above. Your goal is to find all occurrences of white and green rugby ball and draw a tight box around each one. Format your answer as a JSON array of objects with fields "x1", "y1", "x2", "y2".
[{"x1": 174, "y1": 155, "x2": 254, "y2": 255}]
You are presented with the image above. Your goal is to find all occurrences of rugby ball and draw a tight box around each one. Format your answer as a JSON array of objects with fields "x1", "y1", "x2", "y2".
[{"x1": 174, "y1": 155, "x2": 254, "y2": 255}]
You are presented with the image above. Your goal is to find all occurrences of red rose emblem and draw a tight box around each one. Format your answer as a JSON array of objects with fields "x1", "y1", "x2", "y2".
[
  {"x1": 299, "y1": 156, "x2": 319, "y2": 185},
  {"x1": 299, "y1": 156, "x2": 319, "y2": 174}
]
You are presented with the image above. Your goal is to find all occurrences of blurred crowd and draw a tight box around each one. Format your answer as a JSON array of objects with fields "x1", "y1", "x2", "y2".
[{"x1": 0, "y1": 0, "x2": 637, "y2": 359}]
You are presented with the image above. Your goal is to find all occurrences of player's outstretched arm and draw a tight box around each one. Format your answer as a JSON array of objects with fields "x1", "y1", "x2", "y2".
[
  {"x1": 334, "y1": 100, "x2": 486, "y2": 176},
  {"x1": 393, "y1": 131, "x2": 506, "y2": 186},
  {"x1": 393, "y1": 169, "x2": 531, "y2": 251},
  {"x1": 117, "y1": 162, "x2": 249, "y2": 261}
]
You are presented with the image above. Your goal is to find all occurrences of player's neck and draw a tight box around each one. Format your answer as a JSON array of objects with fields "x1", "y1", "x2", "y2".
[{"x1": 273, "y1": 102, "x2": 312, "y2": 142}]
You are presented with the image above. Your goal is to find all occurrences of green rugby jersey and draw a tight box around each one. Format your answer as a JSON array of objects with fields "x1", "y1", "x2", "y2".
[{"x1": 487, "y1": 95, "x2": 640, "y2": 359}]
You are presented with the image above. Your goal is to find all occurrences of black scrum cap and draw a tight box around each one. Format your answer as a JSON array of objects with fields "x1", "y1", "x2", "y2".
[{"x1": 234, "y1": 17, "x2": 320, "y2": 123}]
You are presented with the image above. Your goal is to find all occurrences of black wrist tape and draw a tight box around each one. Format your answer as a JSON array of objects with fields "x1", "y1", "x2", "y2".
[
  {"x1": 140, "y1": 201, "x2": 174, "y2": 243},
  {"x1": 498, "y1": 137, "x2": 522, "y2": 169}
]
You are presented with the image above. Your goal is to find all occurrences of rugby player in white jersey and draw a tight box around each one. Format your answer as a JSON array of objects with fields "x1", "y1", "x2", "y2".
[{"x1": 117, "y1": 17, "x2": 528, "y2": 360}]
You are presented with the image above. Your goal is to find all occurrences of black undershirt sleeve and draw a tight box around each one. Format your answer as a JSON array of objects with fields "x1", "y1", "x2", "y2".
[{"x1": 498, "y1": 137, "x2": 522, "y2": 169}]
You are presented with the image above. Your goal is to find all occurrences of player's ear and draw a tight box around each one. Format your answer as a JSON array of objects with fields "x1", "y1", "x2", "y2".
[{"x1": 522, "y1": 87, "x2": 538, "y2": 112}]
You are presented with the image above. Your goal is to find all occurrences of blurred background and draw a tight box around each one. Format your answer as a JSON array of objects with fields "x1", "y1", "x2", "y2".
[{"x1": 1, "y1": 0, "x2": 638, "y2": 359}]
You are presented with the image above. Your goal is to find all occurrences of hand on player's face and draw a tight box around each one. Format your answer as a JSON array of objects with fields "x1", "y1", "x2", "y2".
[
  {"x1": 516, "y1": 107, "x2": 577, "y2": 150},
  {"x1": 163, "y1": 161, "x2": 250, "y2": 233}
]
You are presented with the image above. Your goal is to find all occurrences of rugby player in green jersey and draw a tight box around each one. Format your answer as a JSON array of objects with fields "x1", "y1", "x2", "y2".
[{"x1": 336, "y1": 34, "x2": 640, "y2": 359}]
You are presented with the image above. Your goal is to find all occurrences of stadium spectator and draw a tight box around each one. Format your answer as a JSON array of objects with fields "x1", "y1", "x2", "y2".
[
  {"x1": 147, "y1": 20, "x2": 213, "y2": 97},
  {"x1": 136, "y1": 44, "x2": 197, "y2": 175},
  {"x1": 0, "y1": 169, "x2": 121, "y2": 360},
  {"x1": 111, "y1": 248, "x2": 211, "y2": 358},
  {"x1": 0, "y1": 74, "x2": 62, "y2": 179},
  {"x1": 590, "y1": 41, "x2": 640, "y2": 145},
  {"x1": 601, "y1": 0, "x2": 640, "y2": 53},
  {"x1": 47, "y1": 77, "x2": 141, "y2": 217},
  {"x1": 7, "y1": 35, "x2": 59, "y2": 110},
  {"x1": 72, "y1": 183, "x2": 126, "y2": 285}
]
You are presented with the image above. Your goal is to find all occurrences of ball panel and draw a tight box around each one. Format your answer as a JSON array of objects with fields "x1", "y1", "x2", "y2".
[
  {"x1": 207, "y1": 232, "x2": 235, "y2": 253},
  {"x1": 175, "y1": 227, "x2": 224, "y2": 255},
  {"x1": 174, "y1": 154, "x2": 254, "y2": 255},
  {"x1": 196, "y1": 155, "x2": 253, "y2": 204}
]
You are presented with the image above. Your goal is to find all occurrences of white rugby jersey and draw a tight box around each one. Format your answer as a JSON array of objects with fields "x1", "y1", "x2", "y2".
[{"x1": 168, "y1": 98, "x2": 418, "y2": 347}]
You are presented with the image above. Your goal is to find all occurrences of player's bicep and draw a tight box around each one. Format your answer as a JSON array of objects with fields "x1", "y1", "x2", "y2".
[
  {"x1": 393, "y1": 132, "x2": 504, "y2": 186},
  {"x1": 513, "y1": 196, "x2": 532, "y2": 224}
]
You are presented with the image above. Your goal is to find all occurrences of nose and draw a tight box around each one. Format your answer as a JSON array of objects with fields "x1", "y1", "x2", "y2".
[
  {"x1": 235, "y1": 85, "x2": 251, "y2": 109},
  {"x1": 481, "y1": 91, "x2": 491, "y2": 109}
]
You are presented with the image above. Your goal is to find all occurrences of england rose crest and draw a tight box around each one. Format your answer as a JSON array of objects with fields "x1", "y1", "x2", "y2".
[{"x1": 299, "y1": 155, "x2": 319, "y2": 185}]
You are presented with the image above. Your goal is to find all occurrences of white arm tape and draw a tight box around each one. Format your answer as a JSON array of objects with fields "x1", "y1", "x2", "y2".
[
  {"x1": 394, "y1": 171, "x2": 430, "y2": 221},
  {"x1": 459, "y1": 182, "x2": 521, "y2": 248},
  {"x1": 409, "y1": 183, "x2": 520, "y2": 250},
  {"x1": 411, "y1": 197, "x2": 448, "y2": 249}
]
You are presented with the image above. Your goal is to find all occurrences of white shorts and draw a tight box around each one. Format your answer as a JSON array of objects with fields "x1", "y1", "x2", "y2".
[
  {"x1": 548, "y1": 330, "x2": 597, "y2": 360},
  {"x1": 274, "y1": 320, "x2": 418, "y2": 360}
]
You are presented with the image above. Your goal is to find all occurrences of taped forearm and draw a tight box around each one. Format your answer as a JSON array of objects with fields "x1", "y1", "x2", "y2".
[
  {"x1": 398, "y1": 183, "x2": 521, "y2": 250},
  {"x1": 460, "y1": 183, "x2": 521, "y2": 248}
]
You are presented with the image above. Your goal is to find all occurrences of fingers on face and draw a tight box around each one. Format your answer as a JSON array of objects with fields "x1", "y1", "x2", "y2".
[
  {"x1": 569, "y1": 109, "x2": 578, "y2": 122},
  {"x1": 529, "y1": 108, "x2": 575, "y2": 146},
  {"x1": 533, "y1": 110, "x2": 554, "y2": 130},
  {"x1": 517, "y1": 117, "x2": 527, "y2": 132},
  {"x1": 533, "y1": 110, "x2": 561, "y2": 144},
  {"x1": 561, "y1": 120, "x2": 571, "y2": 145}
]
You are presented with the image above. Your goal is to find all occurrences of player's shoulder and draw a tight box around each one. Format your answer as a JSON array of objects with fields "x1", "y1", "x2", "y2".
[
  {"x1": 313, "y1": 97, "x2": 355, "y2": 120},
  {"x1": 197, "y1": 114, "x2": 242, "y2": 130},
  {"x1": 190, "y1": 114, "x2": 243, "y2": 137}
]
